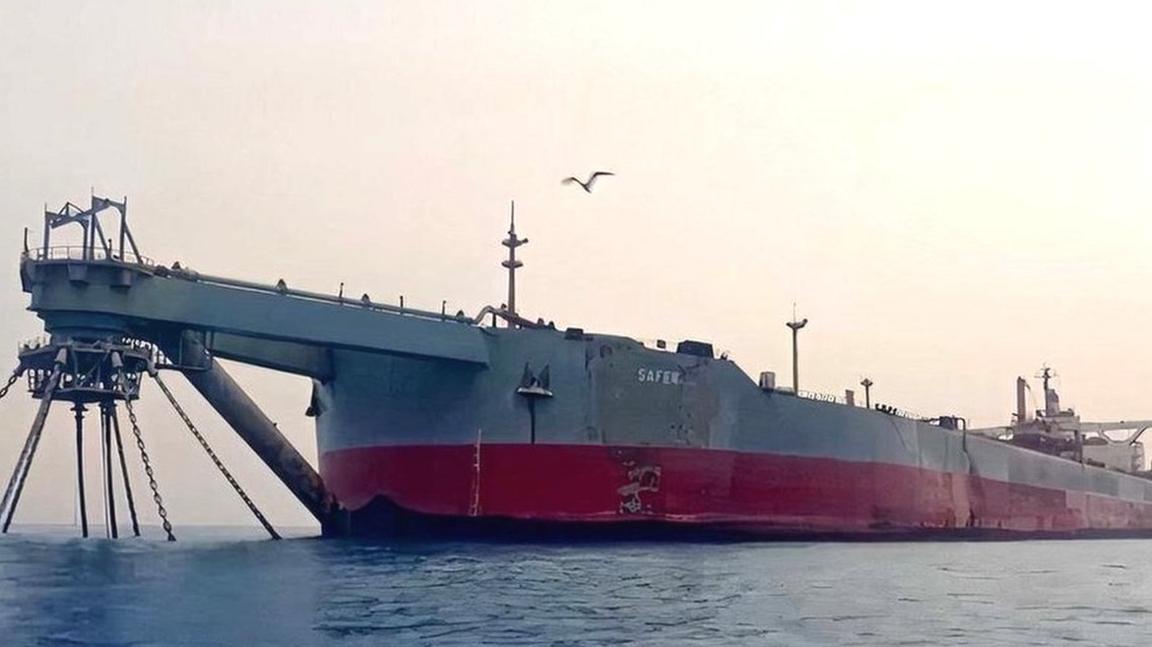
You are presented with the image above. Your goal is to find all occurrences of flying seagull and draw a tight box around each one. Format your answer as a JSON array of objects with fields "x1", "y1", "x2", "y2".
[{"x1": 562, "y1": 171, "x2": 614, "y2": 193}]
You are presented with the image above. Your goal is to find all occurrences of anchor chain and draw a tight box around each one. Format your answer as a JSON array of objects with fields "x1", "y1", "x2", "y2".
[
  {"x1": 0, "y1": 371, "x2": 19, "y2": 401},
  {"x1": 120, "y1": 383, "x2": 176, "y2": 541},
  {"x1": 152, "y1": 373, "x2": 280, "y2": 540}
]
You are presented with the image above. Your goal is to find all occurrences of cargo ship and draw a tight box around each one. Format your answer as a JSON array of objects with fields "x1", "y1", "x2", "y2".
[{"x1": 14, "y1": 197, "x2": 1152, "y2": 539}]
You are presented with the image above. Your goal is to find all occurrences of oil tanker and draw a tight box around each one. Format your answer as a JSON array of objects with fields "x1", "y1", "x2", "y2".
[{"x1": 12, "y1": 196, "x2": 1152, "y2": 539}]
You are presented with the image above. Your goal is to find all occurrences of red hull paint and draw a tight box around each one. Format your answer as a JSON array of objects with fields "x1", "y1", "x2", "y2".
[{"x1": 319, "y1": 444, "x2": 1152, "y2": 535}]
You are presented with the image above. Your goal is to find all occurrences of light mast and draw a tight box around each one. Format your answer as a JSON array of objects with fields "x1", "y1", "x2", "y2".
[{"x1": 786, "y1": 309, "x2": 808, "y2": 393}]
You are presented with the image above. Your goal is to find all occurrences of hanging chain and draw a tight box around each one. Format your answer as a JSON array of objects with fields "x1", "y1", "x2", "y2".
[
  {"x1": 0, "y1": 371, "x2": 19, "y2": 401},
  {"x1": 119, "y1": 376, "x2": 176, "y2": 542},
  {"x1": 0, "y1": 371, "x2": 27, "y2": 514},
  {"x1": 152, "y1": 373, "x2": 280, "y2": 540}
]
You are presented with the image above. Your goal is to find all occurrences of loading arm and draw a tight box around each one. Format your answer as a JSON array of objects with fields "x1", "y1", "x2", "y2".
[{"x1": 21, "y1": 252, "x2": 491, "y2": 373}]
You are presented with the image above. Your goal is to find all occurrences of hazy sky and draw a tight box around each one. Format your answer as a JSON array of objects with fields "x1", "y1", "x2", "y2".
[{"x1": 3, "y1": 2, "x2": 1152, "y2": 530}]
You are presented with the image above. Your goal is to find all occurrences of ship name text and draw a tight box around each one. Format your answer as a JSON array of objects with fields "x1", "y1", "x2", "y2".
[{"x1": 637, "y1": 368, "x2": 682, "y2": 385}]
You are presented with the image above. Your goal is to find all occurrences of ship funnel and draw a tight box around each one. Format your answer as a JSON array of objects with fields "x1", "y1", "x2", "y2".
[
  {"x1": 1047, "y1": 389, "x2": 1061, "y2": 416},
  {"x1": 1016, "y1": 377, "x2": 1028, "y2": 426}
]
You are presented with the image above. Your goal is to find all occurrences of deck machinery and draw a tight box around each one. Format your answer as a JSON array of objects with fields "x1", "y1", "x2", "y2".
[{"x1": 8, "y1": 195, "x2": 1152, "y2": 540}]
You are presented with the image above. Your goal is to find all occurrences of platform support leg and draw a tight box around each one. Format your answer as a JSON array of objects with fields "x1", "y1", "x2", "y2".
[
  {"x1": 0, "y1": 395, "x2": 56, "y2": 534},
  {"x1": 109, "y1": 403, "x2": 140, "y2": 537},
  {"x1": 74, "y1": 403, "x2": 89, "y2": 538},
  {"x1": 100, "y1": 403, "x2": 118, "y2": 539}
]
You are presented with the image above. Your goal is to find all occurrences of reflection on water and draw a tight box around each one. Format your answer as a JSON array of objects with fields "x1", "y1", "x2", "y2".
[{"x1": 2, "y1": 526, "x2": 1152, "y2": 645}]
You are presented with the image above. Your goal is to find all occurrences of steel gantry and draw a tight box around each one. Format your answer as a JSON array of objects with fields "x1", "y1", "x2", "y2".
[{"x1": 1, "y1": 196, "x2": 353, "y2": 539}]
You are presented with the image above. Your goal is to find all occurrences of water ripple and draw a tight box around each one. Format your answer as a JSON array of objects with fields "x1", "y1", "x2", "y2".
[{"x1": 2, "y1": 528, "x2": 1152, "y2": 645}]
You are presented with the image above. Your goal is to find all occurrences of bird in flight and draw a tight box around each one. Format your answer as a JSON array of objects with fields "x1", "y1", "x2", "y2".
[{"x1": 562, "y1": 171, "x2": 614, "y2": 193}]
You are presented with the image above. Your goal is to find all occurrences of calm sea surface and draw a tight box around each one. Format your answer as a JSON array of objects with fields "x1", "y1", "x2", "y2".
[{"x1": 1, "y1": 525, "x2": 1151, "y2": 645}]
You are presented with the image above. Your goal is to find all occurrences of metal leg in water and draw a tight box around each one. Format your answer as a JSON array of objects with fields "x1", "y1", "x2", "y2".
[
  {"x1": 74, "y1": 403, "x2": 89, "y2": 538},
  {"x1": 98, "y1": 404, "x2": 106, "y2": 537},
  {"x1": 0, "y1": 392, "x2": 56, "y2": 533},
  {"x1": 0, "y1": 359, "x2": 63, "y2": 533},
  {"x1": 0, "y1": 371, "x2": 26, "y2": 523},
  {"x1": 109, "y1": 403, "x2": 140, "y2": 537},
  {"x1": 101, "y1": 403, "x2": 118, "y2": 539}
]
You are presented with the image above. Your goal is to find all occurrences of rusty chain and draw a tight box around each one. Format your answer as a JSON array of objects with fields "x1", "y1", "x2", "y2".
[
  {"x1": 0, "y1": 371, "x2": 19, "y2": 401},
  {"x1": 120, "y1": 378, "x2": 176, "y2": 541},
  {"x1": 3, "y1": 353, "x2": 278, "y2": 541},
  {"x1": 152, "y1": 373, "x2": 280, "y2": 540}
]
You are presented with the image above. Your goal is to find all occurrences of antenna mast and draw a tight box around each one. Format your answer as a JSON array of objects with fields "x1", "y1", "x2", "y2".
[
  {"x1": 1037, "y1": 366, "x2": 1057, "y2": 416},
  {"x1": 501, "y1": 201, "x2": 527, "y2": 324}
]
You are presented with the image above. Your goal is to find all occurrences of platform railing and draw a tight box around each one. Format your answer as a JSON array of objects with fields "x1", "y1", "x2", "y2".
[
  {"x1": 23, "y1": 245, "x2": 472, "y2": 325},
  {"x1": 796, "y1": 388, "x2": 923, "y2": 420},
  {"x1": 177, "y1": 270, "x2": 475, "y2": 325},
  {"x1": 25, "y1": 245, "x2": 154, "y2": 267},
  {"x1": 18, "y1": 335, "x2": 51, "y2": 354},
  {"x1": 797, "y1": 389, "x2": 850, "y2": 405}
]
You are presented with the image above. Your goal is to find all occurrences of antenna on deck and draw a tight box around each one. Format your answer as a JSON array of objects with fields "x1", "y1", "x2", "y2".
[{"x1": 1037, "y1": 365, "x2": 1059, "y2": 416}]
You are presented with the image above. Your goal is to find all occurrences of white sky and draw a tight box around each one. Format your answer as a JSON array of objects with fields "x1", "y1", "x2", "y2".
[{"x1": 2, "y1": 1, "x2": 1152, "y2": 530}]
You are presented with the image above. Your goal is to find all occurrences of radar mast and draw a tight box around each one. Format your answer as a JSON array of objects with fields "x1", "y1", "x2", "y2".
[{"x1": 501, "y1": 201, "x2": 527, "y2": 325}]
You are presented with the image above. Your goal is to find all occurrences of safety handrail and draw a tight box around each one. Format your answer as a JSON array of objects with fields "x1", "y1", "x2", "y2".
[
  {"x1": 25, "y1": 245, "x2": 154, "y2": 267},
  {"x1": 797, "y1": 389, "x2": 849, "y2": 405},
  {"x1": 162, "y1": 267, "x2": 475, "y2": 325},
  {"x1": 796, "y1": 388, "x2": 923, "y2": 420},
  {"x1": 25, "y1": 246, "x2": 477, "y2": 326}
]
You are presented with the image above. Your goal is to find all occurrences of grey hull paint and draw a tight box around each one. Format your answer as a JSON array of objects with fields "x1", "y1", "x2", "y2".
[{"x1": 316, "y1": 326, "x2": 1152, "y2": 507}]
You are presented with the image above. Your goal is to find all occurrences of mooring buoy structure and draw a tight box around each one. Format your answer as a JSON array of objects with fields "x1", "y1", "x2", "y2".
[{"x1": 1, "y1": 196, "x2": 350, "y2": 539}]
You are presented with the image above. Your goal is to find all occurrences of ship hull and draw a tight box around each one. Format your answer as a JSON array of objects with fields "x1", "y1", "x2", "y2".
[
  {"x1": 320, "y1": 443, "x2": 1152, "y2": 539},
  {"x1": 314, "y1": 328, "x2": 1152, "y2": 540}
]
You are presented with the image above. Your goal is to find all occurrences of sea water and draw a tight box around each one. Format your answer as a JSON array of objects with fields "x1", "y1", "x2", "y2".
[{"x1": 1, "y1": 525, "x2": 1151, "y2": 645}]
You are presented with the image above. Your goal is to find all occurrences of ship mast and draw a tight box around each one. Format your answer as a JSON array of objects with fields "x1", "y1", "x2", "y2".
[
  {"x1": 1038, "y1": 366, "x2": 1056, "y2": 416},
  {"x1": 785, "y1": 304, "x2": 808, "y2": 393},
  {"x1": 501, "y1": 201, "x2": 527, "y2": 325}
]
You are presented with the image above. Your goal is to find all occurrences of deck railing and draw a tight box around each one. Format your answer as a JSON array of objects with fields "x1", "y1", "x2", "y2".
[
  {"x1": 796, "y1": 388, "x2": 922, "y2": 420},
  {"x1": 797, "y1": 389, "x2": 848, "y2": 405},
  {"x1": 25, "y1": 245, "x2": 154, "y2": 267}
]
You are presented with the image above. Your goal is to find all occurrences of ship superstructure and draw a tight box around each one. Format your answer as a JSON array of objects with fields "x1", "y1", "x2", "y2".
[{"x1": 968, "y1": 368, "x2": 1151, "y2": 474}]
